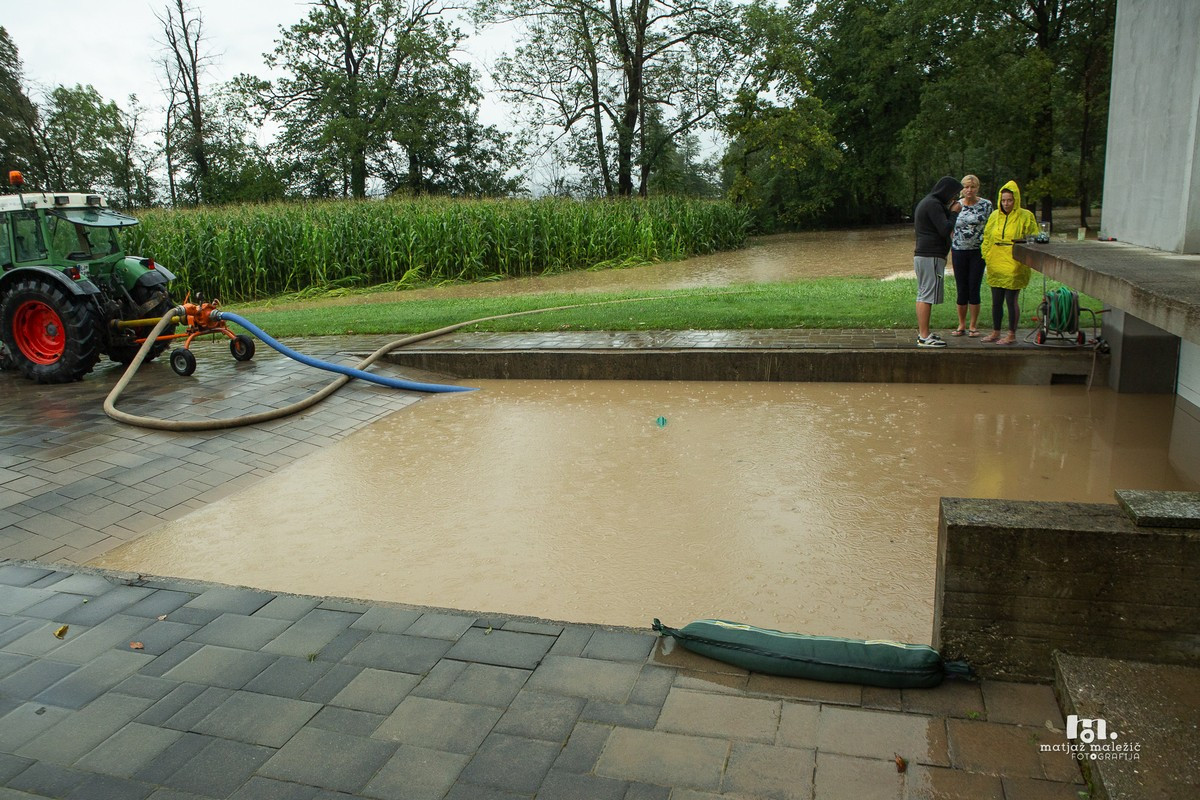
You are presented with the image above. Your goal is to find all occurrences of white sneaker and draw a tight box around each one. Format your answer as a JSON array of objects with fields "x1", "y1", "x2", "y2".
[{"x1": 917, "y1": 335, "x2": 947, "y2": 348}]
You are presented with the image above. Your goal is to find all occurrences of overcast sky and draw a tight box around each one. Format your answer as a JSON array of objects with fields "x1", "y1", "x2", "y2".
[{"x1": 3, "y1": 0, "x2": 511, "y2": 124}]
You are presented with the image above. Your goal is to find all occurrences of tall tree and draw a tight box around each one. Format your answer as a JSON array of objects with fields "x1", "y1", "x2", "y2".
[
  {"x1": 245, "y1": 0, "x2": 508, "y2": 198},
  {"x1": 477, "y1": 0, "x2": 743, "y2": 197},
  {"x1": 157, "y1": 0, "x2": 214, "y2": 204},
  {"x1": 0, "y1": 27, "x2": 43, "y2": 181}
]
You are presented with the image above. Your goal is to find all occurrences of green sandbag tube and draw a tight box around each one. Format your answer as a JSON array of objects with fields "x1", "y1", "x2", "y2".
[{"x1": 652, "y1": 619, "x2": 973, "y2": 689}]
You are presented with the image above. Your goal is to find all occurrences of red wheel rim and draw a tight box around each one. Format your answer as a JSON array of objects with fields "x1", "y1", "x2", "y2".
[{"x1": 12, "y1": 300, "x2": 64, "y2": 364}]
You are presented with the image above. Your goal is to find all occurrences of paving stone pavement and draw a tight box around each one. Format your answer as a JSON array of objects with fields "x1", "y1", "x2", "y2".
[{"x1": 0, "y1": 331, "x2": 1087, "y2": 798}]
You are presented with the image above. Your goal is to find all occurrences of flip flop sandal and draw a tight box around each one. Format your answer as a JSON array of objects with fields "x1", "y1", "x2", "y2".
[
  {"x1": 951, "y1": 329, "x2": 966, "y2": 337},
  {"x1": 967, "y1": 329, "x2": 980, "y2": 337}
]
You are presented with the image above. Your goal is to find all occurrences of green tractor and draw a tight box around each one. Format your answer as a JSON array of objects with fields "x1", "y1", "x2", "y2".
[{"x1": 0, "y1": 172, "x2": 177, "y2": 383}]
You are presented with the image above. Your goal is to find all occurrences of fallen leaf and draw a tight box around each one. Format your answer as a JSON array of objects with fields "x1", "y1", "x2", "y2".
[
  {"x1": 130, "y1": 642, "x2": 145, "y2": 650},
  {"x1": 157, "y1": 615, "x2": 168, "y2": 621},
  {"x1": 53, "y1": 625, "x2": 68, "y2": 639},
  {"x1": 894, "y1": 754, "x2": 908, "y2": 773}
]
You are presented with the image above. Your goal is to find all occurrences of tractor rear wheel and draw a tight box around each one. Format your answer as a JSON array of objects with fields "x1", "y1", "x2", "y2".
[
  {"x1": 108, "y1": 287, "x2": 176, "y2": 365},
  {"x1": 0, "y1": 278, "x2": 101, "y2": 383}
]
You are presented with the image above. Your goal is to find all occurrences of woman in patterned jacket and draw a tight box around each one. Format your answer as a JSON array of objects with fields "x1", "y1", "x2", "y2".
[{"x1": 948, "y1": 174, "x2": 993, "y2": 337}]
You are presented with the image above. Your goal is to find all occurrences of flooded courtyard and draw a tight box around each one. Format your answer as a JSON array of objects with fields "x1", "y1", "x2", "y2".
[{"x1": 91, "y1": 379, "x2": 1195, "y2": 644}]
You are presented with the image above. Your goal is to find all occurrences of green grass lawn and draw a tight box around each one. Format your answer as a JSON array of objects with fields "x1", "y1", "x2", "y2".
[{"x1": 227, "y1": 276, "x2": 1103, "y2": 339}]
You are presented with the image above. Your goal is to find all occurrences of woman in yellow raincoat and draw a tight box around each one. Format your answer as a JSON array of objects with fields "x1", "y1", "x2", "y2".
[{"x1": 981, "y1": 180, "x2": 1040, "y2": 345}]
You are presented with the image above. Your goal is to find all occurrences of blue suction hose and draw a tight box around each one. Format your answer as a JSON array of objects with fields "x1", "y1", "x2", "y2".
[{"x1": 212, "y1": 311, "x2": 474, "y2": 393}]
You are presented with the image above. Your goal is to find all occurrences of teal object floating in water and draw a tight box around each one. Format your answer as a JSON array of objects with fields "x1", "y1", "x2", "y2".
[{"x1": 655, "y1": 416, "x2": 668, "y2": 428}]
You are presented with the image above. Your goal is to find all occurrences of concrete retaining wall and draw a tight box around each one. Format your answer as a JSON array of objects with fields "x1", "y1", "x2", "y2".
[
  {"x1": 384, "y1": 348, "x2": 1104, "y2": 386},
  {"x1": 933, "y1": 496, "x2": 1200, "y2": 682}
]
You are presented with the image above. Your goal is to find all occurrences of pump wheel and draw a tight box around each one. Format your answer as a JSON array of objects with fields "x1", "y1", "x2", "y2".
[
  {"x1": 109, "y1": 287, "x2": 176, "y2": 365},
  {"x1": 170, "y1": 348, "x2": 197, "y2": 377},
  {"x1": 1035, "y1": 330, "x2": 1046, "y2": 345},
  {"x1": 1077, "y1": 331, "x2": 1087, "y2": 346},
  {"x1": 230, "y1": 334, "x2": 255, "y2": 362},
  {"x1": 0, "y1": 278, "x2": 101, "y2": 383}
]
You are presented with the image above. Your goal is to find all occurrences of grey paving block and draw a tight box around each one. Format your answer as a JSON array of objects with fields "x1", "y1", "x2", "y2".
[
  {"x1": 362, "y1": 744, "x2": 470, "y2": 800},
  {"x1": 161, "y1": 737, "x2": 275, "y2": 798},
  {"x1": 297, "y1": 662, "x2": 361, "y2": 704},
  {"x1": 312, "y1": 626, "x2": 370, "y2": 662},
  {"x1": 162, "y1": 686, "x2": 236, "y2": 731},
  {"x1": 121, "y1": 590, "x2": 198, "y2": 620},
  {"x1": 548, "y1": 625, "x2": 593, "y2": 657},
  {"x1": 7, "y1": 761, "x2": 89, "y2": 797},
  {"x1": 442, "y1": 782, "x2": 530, "y2": 800},
  {"x1": 184, "y1": 587, "x2": 275, "y2": 616},
  {"x1": 553, "y1": 721, "x2": 612, "y2": 774},
  {"x1": 0, "y1": 565, "x2": 55, "y2": 587},
  {"x1": 330, "y1": 668, "x2": 421, "y2": 715},
  {"x1": 162, "y1": 645, "x2": 276, "y2": 689},
  {"x1": 253, "y1": 595, "x2": 321, "y2": 622},
  {"x1": 629, "y1": 665, "x2": 675, "y2": 707},
  {"x1": 135, "y1": 682, "x2": 209, "y2": 726},
  {"x1": 0, "y1": 658, "x2": 77, "y2": 700},
  {"x1": 0, "y1": 585, "x2": 54, "y2": 618},
  {"x1": 342, "y1": 632, "x2": 452, "y2": 673},
  {"x1": 657, "y1": 688, "x2": 780, "y2": 743},
  {"x1": 35, "y1": 649, "x2": 154, "y2": 709},
  {"x1": 0, "y1": 619, "x2": 40, "y2": 651},
  {"x1": 228, "y1": 776, "x2": 321, "y2": 800},
  {"x1": 350, "y1": 606, "x2": 420, "y2": 635},
  {"x1": 259, "y1": 728, "x2": 397, "y2": 794},
  {"x1": 316, "y1": 599, "x2": 368, "y2": 613},
  {"x1": 442, "y1": 663, "x2": 531, "y2": 708},
  {"x1": 581, "y1": 700, "x2": 660, "y2": 729},
  {"x1": 410, "y1": 659, "x2": 469, "y2": 699},
  {"x1": 57, "y1": 586, "x2": 156, "y2": 626},
  {"x1": 721, "y1": 740, "x2": 815, "y2": 799},
  {"x1": 595, "y1": 728, "x2": 727, "y2": 791},
  {"x1": 73, "y1": 722, "x2": 184, "y2": 778},
  {"x1": 0, "y1": 753, "x2": 34, "y2": 784},
  {"x1": 112, "y1": 674, "x2": 181, "y2": 702},
  {"x1": 19, "y1": 591, "x2": 89, "y2": 620},
  {"x1": 309, "y1": 706, "x2": 386, "y2": 737},
  {"x1": 404, "y1": 613, "x2": 475, "y2": 641},
  {"x1": 189, "y1": 613, "x2": 293, "y2": 650},
  {"x1": 373, "y1": 696, "x2": 503, "y2": 754},
  {"x1": 47, "y1": 572, "x2": 118, "y2": 596},
  {"x1": 581, "y1": 631, "x2": 657, "y2": 663},
  {"x1": 243, "y1": 656, "x2": 333, "y2": 699},
  {"x1": 146, "y1": 790, "x2": 213, "y2": 800},
  {"x1": 502, "y1": 620, "x2": 563, "y2": 636},
  {"x1": 0, "y1": 702, "x2": 72, "y2": 753},
  {"x1": 526, "y1": 655, "x2": 642, "y2": 703},
  {"x1": 17, "y1": 693, "x2": 153, "y2": 765},
  {"x1": 138, "y1": 641, "x2": 203, "y2": 678},
  {"x1": 65, "y1": 771, "x2": 150, "y2": 800},
  {"x1": 261, "y1": 609, "x2": 357, "y2": 658},
  {"x1": 131, "y1": 732, "x2": 212, "y2": 784},
  {"x1": 134, "y1": 620, "x2": 201, "y2": 656},
  {"x1": 160, "y1": 607, "x2": 223, "y2": 627},
  {"x1": 459, "y1": 733, "x2": 560, "y2": 794},
  {"x1": 444, "y1": 628, "x2": 554, "y2": 670},
  {"x1": 495, "y1": 690, "x2": 585, "y2": 744},
  {"x1": 537, "y1": 770, "x2": 628, "y2": 800},
  {"x1": 43, "y1": 614, "x2": 153, "y2": 665},
  {"x1": 192, "y1": 690, "x2": 321, "y2": 747},
  {"x1": 624, "y1": 782, "x2": 671, "y2": 800}
]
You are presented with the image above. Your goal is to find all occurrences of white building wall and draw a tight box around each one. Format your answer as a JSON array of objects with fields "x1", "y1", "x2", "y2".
[{"x1": 1101, "y1": 0, "x2": 1200, "y2": 253}]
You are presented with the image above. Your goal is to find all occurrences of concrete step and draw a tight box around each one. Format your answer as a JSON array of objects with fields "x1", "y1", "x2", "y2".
[{"x1": 1053, "y1": 653, "x2": 1200, "y2": 799}]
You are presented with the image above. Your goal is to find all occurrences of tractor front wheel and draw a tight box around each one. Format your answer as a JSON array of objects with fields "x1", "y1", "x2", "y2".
[{"x1": 0, "y1": 279, "x2": 101, "y2": 383}]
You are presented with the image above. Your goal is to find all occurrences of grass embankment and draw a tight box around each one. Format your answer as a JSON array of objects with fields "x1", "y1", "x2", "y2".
[
  {"x1": 127, "y1": 196, "x2": 749, "y2": 303},
  {"x1": 229, "y1": 278, "x2": 1100, "y2": 338}
]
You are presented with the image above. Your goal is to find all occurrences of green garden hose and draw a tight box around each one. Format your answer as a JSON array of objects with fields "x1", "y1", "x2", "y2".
[{"x1": 1043, "y1": 287, "x2": 1078, "y2": 332}]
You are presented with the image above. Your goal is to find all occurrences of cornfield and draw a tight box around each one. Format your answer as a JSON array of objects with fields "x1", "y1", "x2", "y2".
[{"x1": 124, "y1": 197, "x2": 750, "y2": 303}]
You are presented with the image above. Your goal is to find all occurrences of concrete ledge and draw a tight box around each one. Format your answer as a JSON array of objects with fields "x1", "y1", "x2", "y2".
[
  {"x1": 1017, "y1": 240, "x2": 1200, "y2": 345},
  {"x1": 382, "y1": 348, "x2": 1105, "y2": 385},
  {"x1": 933, "y1": 497, "x2": 1200, "y2": 681},
  {"x1": 1054, "y1": 653, "x2": 1200, "y2": 800}
]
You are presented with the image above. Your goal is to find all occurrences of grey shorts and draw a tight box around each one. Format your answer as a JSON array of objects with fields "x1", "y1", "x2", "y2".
[{"x1": 914, "y1": 256, "x2": 945, "y2": 304}]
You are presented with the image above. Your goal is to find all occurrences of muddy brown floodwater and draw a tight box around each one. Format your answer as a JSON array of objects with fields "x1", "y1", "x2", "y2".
[{"x1": 92, "y1": 380, "x2": 1195, "y2": 644}]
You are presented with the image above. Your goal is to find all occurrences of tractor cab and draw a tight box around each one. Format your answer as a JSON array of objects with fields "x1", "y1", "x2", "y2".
[{"x1": 0, "y1": 171, "x2": 177, "y2": 383}]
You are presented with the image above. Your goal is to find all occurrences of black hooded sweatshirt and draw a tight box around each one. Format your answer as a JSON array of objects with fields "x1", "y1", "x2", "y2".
[{"x1": 913, "y1": 176, "x2": 962, "y2": 258}]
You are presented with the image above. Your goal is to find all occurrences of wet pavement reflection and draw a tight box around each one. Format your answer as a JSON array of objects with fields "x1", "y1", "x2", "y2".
[{"x1": 92, "y1": 380, "x2": 1196, "y2": 644}]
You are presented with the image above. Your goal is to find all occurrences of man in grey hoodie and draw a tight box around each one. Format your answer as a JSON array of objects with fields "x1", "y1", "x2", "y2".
[{"x1": 913, "y1": 176, "x2": 963, "y2": 347}]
